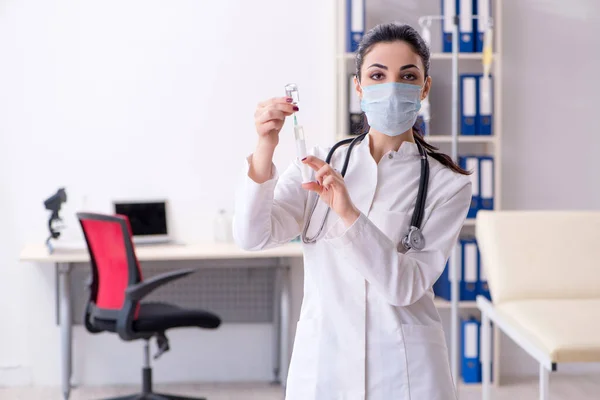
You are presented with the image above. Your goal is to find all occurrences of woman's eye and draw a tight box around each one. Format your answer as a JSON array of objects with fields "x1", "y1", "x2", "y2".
[
  {"x1": 370, "y1": 73, "x2": 384, "y2": 80},
  {"x1": 402, "y1": 73, "x2": 417, "y2": 81}
]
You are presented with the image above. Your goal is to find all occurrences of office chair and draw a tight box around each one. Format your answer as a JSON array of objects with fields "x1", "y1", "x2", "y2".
[{"x1": 77, "y1": 212, "x2": 221, "y2": 400}]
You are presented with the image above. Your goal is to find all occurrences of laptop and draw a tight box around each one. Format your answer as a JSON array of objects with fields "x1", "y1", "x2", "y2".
[{"x1": 113, "y1": 199, "x2": 173, "y2": 245}]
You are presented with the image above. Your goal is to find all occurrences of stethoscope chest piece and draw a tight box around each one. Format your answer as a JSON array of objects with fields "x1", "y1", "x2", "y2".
[{"x1": 402, "y1": 226, "x2": 426, "y2": 251}]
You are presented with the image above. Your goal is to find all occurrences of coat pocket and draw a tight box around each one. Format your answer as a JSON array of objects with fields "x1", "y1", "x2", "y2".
[
  {"x1": 401, "y1": 324, "x2": 458, "y2": 400},
  {"x1": 285, "y1": 318, "x2": 319, "y2": 399}
]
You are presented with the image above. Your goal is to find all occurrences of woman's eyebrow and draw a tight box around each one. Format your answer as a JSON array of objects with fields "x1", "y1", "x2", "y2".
[
  {"x1": 368, "y1": 63, "x2": 387, "y2": 69},
  {"x1": 400, "y1": 64, "x2": 419, "y2": 71},
  {"x1": 367, "y1": 63, "x2": 420, "y2": 71}
]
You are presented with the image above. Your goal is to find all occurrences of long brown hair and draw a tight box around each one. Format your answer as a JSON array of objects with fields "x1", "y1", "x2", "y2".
[{"x1": 355, "y1": 22, "x2": 470, "y2": 176}]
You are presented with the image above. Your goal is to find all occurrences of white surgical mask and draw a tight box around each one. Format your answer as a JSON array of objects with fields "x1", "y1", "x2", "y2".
[{"x1": 360, "y1": 82, "x2": 423, "y2": 136}]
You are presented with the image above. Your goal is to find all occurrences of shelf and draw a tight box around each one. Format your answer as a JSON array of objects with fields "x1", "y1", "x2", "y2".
[
  {"x1": 424, "y1": 135, "x2": 497, "y2": 144},
  {"x1": 338, "y1": 53, "x2": 357, "y2": 60},
  {"x1": 459, "y1": 380, "x2": 483, "y2": 389},
  {"x1": 334, "y1": 0, "x2": 503, "y2": 388},
  {"x1": 338, "y1": 52, "x2": 497, "y2": 61},
  {"x1": 434, "y1": 298, "x2": 478, "y2": 309},
  {"x1": 335, "y1": 134, "x2": 497, "y2": 144},
  {"x1": 431, "y1": 52, "x2": 498, "y2": 60}
]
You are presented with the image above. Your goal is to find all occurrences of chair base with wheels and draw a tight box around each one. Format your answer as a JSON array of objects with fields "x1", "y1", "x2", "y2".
[{"x1": 103, "y1": 340, "x2": 205, "y2": 400}]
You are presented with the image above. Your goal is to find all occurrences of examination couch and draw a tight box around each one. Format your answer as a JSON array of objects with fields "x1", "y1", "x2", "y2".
[{"x1": 475, "y1": 210, "x2": 600, "y2": 400}]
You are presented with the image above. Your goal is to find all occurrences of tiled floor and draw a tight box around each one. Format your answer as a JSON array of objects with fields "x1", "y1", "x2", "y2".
[{"x1": 0, "y1": 375, "x2": 598, "y2": 400}]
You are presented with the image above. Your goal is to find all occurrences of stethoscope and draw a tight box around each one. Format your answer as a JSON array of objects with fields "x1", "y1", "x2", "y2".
[{"x1": 301, "y1": 132, "x2": 430, "y2": 251}]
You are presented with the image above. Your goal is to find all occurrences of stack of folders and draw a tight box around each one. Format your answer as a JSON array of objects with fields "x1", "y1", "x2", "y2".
[
  {"x1": 349, "y1": 0, "x2": 491, "y2": 54},
  {"x1": 415, "y1": 115, "x2": 427, "y2": 136},
  {"x1": 345, "y1": 0, "x2": 365, "y2": 52},
  {"x1": 461, "y1": 316, "x2": 494, "y2": 383},
  {"x1": 348, "y1": 75, "x2": 363, "y2": 135},
  {"x1": 442, "y1": 0, "x2": 491, "y2": 53},
  {"x1": 460, "y1": 73, "x2": 494, "y2": 135},
  {"x1": 433, "y1": 238, "x2": 491, "y2": 302},
  {"x1": 459, "y1": 155, "x2": 494, "y2": 220}
]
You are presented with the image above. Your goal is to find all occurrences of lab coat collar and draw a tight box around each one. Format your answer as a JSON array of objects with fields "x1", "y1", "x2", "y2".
[
  {"x1": 357, "y1": 133, "x2": 421, "y2": 159},
  {"x1": 341, "y1": 133, "x2": 421, "y2": 222}
]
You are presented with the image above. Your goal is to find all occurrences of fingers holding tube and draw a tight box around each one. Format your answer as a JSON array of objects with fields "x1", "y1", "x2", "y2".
[
  {"x1": 315, "y1": 165, "x2": 335, "y2": 186},
  {"x1": 314, "y1": 165, "x2": 342, "y2": 187},
  {"x1": 256, "y1": 109, "x2": 286, "y2": 124},
  {"x1": 257, "y1": 96, "x2": 292, "y2": 108},
  {"x1": 322, "y1": 175, "x2": 337, "y2": 191},
  {"x1": 301, "y1": 155, "x2": 327, "y2": 172},
  {"x1": 301, "y1": 181, "x2": 323, "y2": 195},
  {"x1": 256, "y1": 97, "x2": 298, "y2": 117},
  {"x1": 302, "y1": 157, "x2": 336, "y2": 184}
]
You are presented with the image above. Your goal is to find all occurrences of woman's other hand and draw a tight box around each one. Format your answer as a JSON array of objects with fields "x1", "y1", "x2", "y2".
[{"x1": 301, "y1": 156, "x2": 360, "y2": 227}]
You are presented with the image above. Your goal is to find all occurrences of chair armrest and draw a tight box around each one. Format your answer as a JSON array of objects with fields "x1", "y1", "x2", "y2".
[{"x1": 125, "y1": 268, "x2": 196, "y2": 302}]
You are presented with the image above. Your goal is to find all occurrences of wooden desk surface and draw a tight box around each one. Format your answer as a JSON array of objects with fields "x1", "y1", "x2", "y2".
[{"x1": 20, "y1": 242, "x2": 304, "y2": 264}]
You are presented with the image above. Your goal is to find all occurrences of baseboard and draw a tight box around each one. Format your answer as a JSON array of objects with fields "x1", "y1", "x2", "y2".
[
  {"x1": 0, "y1": 366, "x2": 32, "y2": 387},
  {"x1": 555, "y1": 364, "x2": 600, "y2": 374}
]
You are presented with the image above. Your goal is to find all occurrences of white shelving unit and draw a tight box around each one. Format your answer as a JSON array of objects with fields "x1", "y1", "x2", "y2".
[
  {"x1": 338, "y1": 51, "x2": 495, "y2": 61},
  {"x1": 333, "y1": 0, "x2": 503, "y2": 392}
]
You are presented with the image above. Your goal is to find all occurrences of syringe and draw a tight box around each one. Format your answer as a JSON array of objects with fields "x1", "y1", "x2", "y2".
[{"x1": 285, "y1": 83, "x2": 313, "y2": 183}]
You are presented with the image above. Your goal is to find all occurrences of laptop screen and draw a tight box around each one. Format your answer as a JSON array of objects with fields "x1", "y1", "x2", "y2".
[{"x1": 114, "y1": 201, "x2": 168, "y2": 236}]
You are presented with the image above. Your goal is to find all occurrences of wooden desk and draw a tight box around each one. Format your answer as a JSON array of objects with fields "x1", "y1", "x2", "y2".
[{"x1": 20, "y1": 242, "x2": 304, "y2": 400}]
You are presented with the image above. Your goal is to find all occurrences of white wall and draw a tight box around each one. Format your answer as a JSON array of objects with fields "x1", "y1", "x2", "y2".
[
  {"x1": 2, "y1": 0, "x2": 600, "y2": 388},
  {"x1": 498, "y1": 0, "x2": 600, "y2": 378},
  {"x1": 0, "y1": 0, "x2": 333, "y2": 386},
  {"x1": 502, "y1": 0, "x2": 600, "y2": 211}
]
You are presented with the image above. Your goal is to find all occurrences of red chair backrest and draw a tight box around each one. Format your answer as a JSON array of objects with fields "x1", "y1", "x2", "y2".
[{"x1": 78, "y1": 213, "x2": 143, "y2": 312}]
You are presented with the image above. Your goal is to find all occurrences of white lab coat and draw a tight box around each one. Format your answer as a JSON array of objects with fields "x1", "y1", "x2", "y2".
[{"x1": 233, "y1": 134, "x2": 471, "y2": 400}]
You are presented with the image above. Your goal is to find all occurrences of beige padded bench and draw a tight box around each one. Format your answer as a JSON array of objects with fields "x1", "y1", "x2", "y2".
[{"x1": 475, "y1": 210, "x2": 600, "y2": 400}]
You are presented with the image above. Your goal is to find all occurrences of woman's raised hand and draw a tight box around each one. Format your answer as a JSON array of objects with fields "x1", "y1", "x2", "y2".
[{"x1": 254, "y1": 96, "x2": 298, "y2": 148}]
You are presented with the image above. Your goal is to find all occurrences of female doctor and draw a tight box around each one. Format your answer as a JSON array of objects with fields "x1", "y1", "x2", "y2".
[{"x1": 233, "y1": 22, "x2": 472, "y2": 400}]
